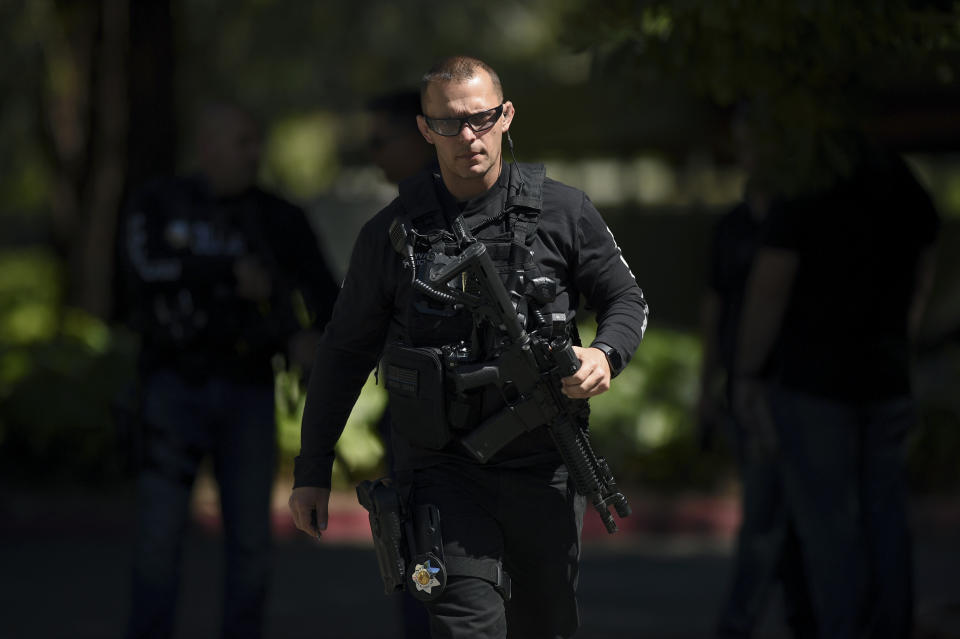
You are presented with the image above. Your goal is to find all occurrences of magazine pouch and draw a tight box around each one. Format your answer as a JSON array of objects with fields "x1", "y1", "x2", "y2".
[{"x1": 382, "y1": 343, "x2": 451, "y2": 450}]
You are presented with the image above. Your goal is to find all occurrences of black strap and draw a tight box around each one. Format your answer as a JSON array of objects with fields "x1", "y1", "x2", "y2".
[
  {"x1": 445, "y1": 555, "x2": 512, "y2": 601},
  {"x1": 506, "y1": 163, "x2": 545, "y2": 211},
  {"x1": 511, "y1": 210, "x2": 540, "y2": 246}
]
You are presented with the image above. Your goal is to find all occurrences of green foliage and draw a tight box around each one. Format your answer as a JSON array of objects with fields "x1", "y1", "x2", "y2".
[
  {"x1": 0, "y1": 249, "x2": 60, "y2": 346},
  {"x1": 565, "y1": 1, "x2": 960, "y2": 108},
  {"x1": 261, "y1": 111, "x2": 341, "y2": 199},
  {"x1": 0, "y1": 1, "x2": 49, "y2": 221},
  {"x1": 273, "y1": 361, "x2": 307, "y2": 460},
  {"x1": 176, "y1": 0, "x2": 582, "y2": 114},
  {"x1": 907, "y1": 155, "x2": 960, "y2": 219},
  {"x1": 274, "y1": 360, "x2": 386, "y2": 488},
  {"x1": 0, "y1": 333, "x2": 137, "y2": 484},
  {"x1": 330, "y1": 375, "x2": 388, "y2": 486},
  {"x1": 171, "y1": 0, "x2": 617, "y2": 185},
  {"x1": 0, "y1": 245, "x2": 390, "y2": 489},
  {"x1": 0, "y1": 248, "x2": 137, "y2": 485},
  {"x1": 579, "y1": 318, "x2": 731, "y2": 491},
  {"x1": 561, "y1": 1, "x2": 960, "y2": 192}
]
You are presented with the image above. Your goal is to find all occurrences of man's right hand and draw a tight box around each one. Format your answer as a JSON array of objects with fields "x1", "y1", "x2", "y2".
[{"x1": 289, "y1": 486, "x2": 331, "y2": 539}]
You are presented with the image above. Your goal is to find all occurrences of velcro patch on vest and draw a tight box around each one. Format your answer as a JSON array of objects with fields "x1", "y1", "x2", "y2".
[{"x1": 385, "y1": 365, "x2": 418, "y2": 397}]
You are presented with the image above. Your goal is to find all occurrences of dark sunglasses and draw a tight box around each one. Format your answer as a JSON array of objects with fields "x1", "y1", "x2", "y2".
[{"x1": 423, "y1": 103, "x2": 504, "y2": 137}]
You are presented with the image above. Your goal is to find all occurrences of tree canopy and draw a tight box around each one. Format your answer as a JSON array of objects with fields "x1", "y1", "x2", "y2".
[{"x1": 561, "y1": 0, "x2": 960, "y2": 190}]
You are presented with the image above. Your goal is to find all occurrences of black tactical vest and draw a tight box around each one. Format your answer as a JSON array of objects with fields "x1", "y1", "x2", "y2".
[{"x1": 395, "y1": 163, "x2": 547, "y2": 356}]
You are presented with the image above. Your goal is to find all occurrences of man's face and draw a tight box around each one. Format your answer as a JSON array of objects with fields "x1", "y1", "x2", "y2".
[{"x1": 417, "y1": 71, "x2": 514, "y2": 198}]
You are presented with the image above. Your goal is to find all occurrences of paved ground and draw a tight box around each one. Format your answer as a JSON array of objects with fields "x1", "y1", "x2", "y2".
[{"x1": 2, "y1": 484, "x2": 959, "y2": 639}]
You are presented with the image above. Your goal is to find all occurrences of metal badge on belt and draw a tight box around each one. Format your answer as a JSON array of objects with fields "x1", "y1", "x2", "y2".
[
  {"x1": 407, "y1": 551, "x2": 447, "y2": 602},
  {"x1": 406, "y1": 503, "x2": 447, "y2": 601}
]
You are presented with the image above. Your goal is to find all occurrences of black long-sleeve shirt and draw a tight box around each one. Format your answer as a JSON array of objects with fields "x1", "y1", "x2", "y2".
[
  {"x1": 119, "y1": 175, "x2": 340, "y2": 384},
  {"x1": 295, "y1": 163, "x2": 647, "y2": 488}
]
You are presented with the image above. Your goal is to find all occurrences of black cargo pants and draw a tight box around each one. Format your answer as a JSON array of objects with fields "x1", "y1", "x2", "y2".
[{"x1": 411, "y1": 461, "x2": 587, "y2": 639}]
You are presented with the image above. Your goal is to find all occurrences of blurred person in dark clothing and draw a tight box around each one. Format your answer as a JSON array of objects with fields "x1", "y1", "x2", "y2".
[
  {"x1": 117, "y1": 101, "x2": 339, "y2": 639},
  {"x1": 699, "y1": 113, "x2": 814, "y2": 639},
  {"x1": 701, "y1": 183, "x2": 815, "y2": 639},
  {"x1": 733, "y1": 134, "x2": 939, "y2": 639},
  {"x1": 367, "y1": 88, "x2": 438, "y2": 185}
]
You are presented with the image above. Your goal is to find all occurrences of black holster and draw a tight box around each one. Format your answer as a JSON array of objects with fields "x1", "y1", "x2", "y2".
[
  {"x1": 356, "y1": 476, "x2": 449, "y2": 601},
  {"x1": 356, "y1": 477, "x2": 408, "y2": 594},
  {"x1": 356, "y1": 476, "x2": 511, "y2": 602}
]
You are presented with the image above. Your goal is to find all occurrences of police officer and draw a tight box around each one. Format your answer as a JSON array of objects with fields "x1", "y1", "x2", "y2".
[
  {"x1": 120, "y1": 101, "x2": 339, "y2": 639},
  {"x1": 289, "y1": 57, "x2": 647, "y2": 638}
]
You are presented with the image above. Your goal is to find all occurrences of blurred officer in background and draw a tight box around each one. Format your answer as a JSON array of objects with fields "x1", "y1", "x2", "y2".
[
  {"x1": 733, "y1": 132, "x2": 939, "y2": 639},
  {"x1": 700, "y1": 107, "x2": 814, "y2": 639},
  {"x1": 118, "y1": 100, "x2": 339, "y2": 639}
]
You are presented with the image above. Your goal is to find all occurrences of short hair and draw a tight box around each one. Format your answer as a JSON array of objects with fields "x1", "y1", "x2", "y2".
[
  {"x1": 420, "y1": 56, "x2": 504, "y2": 110},
  {"x1": 366, "y1": 89, "x2": 423, "y2": 122}
]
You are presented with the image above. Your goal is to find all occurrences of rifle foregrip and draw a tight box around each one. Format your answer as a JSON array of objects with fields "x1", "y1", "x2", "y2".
[{"x1": 549, "y1": 421, "x2": 601, "y2": 494}]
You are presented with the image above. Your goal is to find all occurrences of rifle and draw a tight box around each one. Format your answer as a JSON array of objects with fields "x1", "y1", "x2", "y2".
[{"x1": 393, "y1": 218, "x2": 631, "y2": 533}]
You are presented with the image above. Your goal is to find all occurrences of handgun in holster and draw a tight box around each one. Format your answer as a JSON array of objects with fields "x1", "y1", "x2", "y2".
[
  {"x1": 357, "y1": 476, "x2": 511, "y2": 603},
  {"x1": 356, "y1": 477, "x2": 409, "y2": 594},
  {"x1": 356, "y1": 476, "x2": 450, "y2": 602}
]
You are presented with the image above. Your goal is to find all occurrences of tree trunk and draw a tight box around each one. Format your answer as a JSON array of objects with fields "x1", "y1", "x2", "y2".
[
  {"x1": 40, "y1": 0, "x2": 177, "y2": 322},
  {"x1": 74, "y1": 0, "x2": 128, "y2": 320}
]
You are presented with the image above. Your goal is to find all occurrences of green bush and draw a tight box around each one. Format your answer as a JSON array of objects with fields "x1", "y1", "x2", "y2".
[
  {"x1": 0, "y1": 248, "x2": 137, "y2": 485},
  {"x1": 579, "y1": 318, "x2": 733, "y2": 492},
  {"x1": 274, "y1": 360, "x2": 387, "y2": 488}
]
